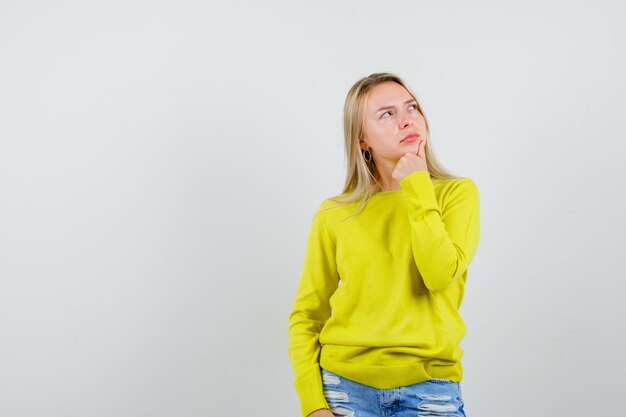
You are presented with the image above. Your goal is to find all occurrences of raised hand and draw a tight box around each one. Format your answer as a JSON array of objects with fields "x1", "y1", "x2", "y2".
[{"x1": 391, "y1": 137, "x2": 428, "y2": 182}]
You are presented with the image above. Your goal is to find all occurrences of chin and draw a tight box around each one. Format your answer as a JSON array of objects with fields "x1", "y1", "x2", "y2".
[{"x1": 400, "y1": 144, "x2": 418, "y2": 153}]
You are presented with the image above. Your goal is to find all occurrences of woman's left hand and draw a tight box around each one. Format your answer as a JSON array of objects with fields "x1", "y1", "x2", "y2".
[{"x1": 392, "y1": 137, "x2": 429, "y2": 182}]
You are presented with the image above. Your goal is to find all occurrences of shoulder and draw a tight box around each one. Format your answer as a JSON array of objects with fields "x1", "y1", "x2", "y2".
[
  {"x1": 308, "y1": 195, "x2": 352, "y2": 219},
  {"x1": 316, "y1": 193, "x2": 359, "y2": 211},
  {"x1": 448, "y1": 176, "x2": 478, "y2": 192},
  {"x1": 435, "y1": 176, "x2": 479, "y2": 205},
  {"x1": 307, "y1": 194, "x2": 361, "y2": 230},
  {"x1": 434, "y1": 176, "x2": 477, "y2": 191}
]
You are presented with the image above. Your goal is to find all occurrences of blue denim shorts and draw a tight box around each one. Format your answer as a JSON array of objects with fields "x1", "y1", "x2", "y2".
[{"x1": 321, "y1": 367, "x2": 467, "y2": 417}]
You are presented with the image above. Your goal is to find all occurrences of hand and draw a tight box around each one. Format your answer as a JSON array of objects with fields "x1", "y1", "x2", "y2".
[
  {"x1": 391, "y1": 137, "x2": 428, "y2": 182},
  {"x1": 306, "y1": 408, "x2": 335, "y2": 417}
]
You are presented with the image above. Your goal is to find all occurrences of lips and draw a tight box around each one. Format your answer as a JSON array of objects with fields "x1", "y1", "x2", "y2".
[{"x1": 401, "y1": 133, "x2": 420, "y2": 143}]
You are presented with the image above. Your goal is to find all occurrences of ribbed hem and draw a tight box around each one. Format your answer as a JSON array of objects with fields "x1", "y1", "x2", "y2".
[
  {"x1": 320, "y1": 348, "x2": 463, "y2": 388},
  {"x1": 294, "y1": 365, "x2": 328, "y2": 417}
]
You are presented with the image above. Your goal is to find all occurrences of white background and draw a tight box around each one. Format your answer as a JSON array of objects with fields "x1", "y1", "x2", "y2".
[{"x1": 1, "y1": 1, "x2": 625, "y2": 416}]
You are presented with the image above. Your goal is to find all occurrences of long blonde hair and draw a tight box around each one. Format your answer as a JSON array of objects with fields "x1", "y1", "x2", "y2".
[{"x1": 325, "y1": 72, "x2": 459, "y2": 220}]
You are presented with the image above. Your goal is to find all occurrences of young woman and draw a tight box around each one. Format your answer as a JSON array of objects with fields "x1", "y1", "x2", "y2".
[{"x1": 288, "y1": 72, "x2": 480, "y2": 417}]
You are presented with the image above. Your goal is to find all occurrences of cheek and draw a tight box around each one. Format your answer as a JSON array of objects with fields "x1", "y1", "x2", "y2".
[
  {"x1": 375, "y1": 127, "x2": 395, "y2": 144},
  {"x1": 368, "y1": 124, "x2": 387, "y2": 139}
]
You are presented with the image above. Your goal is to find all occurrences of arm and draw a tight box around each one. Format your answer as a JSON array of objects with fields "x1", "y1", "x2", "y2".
[
  {"x1": 288, "y1": 203, "x2": 339, "y2": 417},
  {"x1": 399, "y1": 171, "x2": 480, "y2": 293}
]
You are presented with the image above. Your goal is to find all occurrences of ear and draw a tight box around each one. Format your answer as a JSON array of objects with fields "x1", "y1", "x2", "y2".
[{"x1": 359, "y1": 139, "x2": 368, "y2": 151}]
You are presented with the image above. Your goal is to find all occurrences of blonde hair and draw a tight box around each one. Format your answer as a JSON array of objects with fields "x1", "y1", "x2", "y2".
[{"x1": 325, "y1": 72, "x2": 460, "y2": 220}]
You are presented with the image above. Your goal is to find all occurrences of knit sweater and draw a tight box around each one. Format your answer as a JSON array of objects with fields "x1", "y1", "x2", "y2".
[{"x1": 287, "y1": 170, "x2": 480, "y2": 417}]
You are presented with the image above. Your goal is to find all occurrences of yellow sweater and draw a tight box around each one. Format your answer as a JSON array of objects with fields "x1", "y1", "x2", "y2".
[{"x1": 288, "y1": 170, "x2": 481, "y2": 417}]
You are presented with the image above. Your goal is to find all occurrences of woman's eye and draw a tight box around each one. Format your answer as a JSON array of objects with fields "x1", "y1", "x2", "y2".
[
  {"x1": 409, "y1": 104, "x2": 417, "y2": 110},
  {"x1": 381, "y1": 111, "x2": 392, "y2": 118}
]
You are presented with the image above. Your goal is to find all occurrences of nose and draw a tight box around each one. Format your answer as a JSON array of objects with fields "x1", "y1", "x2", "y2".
[{"x1": 400, "y1": 109, "x2": 414, "y2": 128}]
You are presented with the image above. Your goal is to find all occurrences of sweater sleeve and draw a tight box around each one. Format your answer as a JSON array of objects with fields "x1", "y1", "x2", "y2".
[
  {"x1": 288, "y1": 202, "x2": 340, "y2": 417},
  {"x1": 399, "y1": 171, "x2": 480, "y2": 293}
]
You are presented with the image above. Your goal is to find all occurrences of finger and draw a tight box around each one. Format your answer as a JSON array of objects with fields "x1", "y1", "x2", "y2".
[{"x1": 417, "y1": 138, "x2": 426, "y2": 158}]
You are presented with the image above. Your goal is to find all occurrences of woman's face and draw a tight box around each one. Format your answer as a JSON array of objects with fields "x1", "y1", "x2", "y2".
[{"x1": 361, "y1": 81, "x2": 427, "y2": 164}]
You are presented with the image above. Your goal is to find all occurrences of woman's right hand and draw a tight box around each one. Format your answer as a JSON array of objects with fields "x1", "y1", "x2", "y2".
[{"x1": 307, "y1": 408, "x2": 334, "y2": 417}]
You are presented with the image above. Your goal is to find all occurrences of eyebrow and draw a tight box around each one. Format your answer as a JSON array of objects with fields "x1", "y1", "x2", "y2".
[{"x1": 375, "y1": 98, "x2": 417, "y2": 114}]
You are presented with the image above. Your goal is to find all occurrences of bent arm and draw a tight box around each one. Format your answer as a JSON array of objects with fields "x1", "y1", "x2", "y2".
[{"x1": 399, "y1": 171, "x2": 480, "y2": 293}]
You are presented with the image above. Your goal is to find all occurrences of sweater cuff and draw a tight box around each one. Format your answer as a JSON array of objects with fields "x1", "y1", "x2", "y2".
[
  {"x1": 399, "y1": 171, "x2": 438, "y2": 212},
  {"x1": 294, "y1": 365, "x2": 329, "y2": 417}
]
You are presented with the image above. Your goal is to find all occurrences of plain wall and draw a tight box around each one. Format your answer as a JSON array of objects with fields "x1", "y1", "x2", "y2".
[{"x1": 1, "y1": 1, "x2": 625, "y2": 416}]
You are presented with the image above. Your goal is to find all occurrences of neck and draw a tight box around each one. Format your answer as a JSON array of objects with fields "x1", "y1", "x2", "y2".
[{"x1": 372, "y1": 159, "x2": 402, "y2": 192}]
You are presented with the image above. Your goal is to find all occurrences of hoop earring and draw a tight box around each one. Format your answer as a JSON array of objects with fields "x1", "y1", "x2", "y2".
[{"x1": 363, "y1": 149, "x2": 372, "y2": 163}]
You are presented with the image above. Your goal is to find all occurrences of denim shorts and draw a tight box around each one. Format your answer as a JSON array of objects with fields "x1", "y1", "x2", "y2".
[{"x1": 321, "y1": 367, "x2": 467, "y2": 417}]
